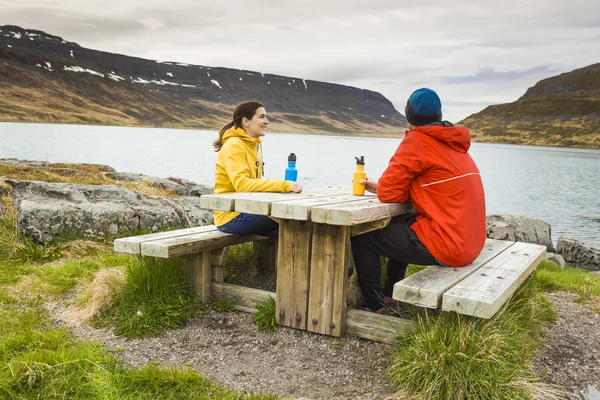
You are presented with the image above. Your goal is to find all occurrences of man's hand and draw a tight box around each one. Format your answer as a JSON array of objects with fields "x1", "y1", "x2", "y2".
[
  {"x1": 360, "y1": 177, "x2": 378, "y2": 194},
  {"x1": 291, "y1": 182, "x2": 303, "y2": 193}
]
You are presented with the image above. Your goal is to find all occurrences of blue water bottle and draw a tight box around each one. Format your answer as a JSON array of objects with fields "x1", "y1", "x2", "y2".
[{"x1": 285, "y1": 153, "x2": 298, "y2": 182}]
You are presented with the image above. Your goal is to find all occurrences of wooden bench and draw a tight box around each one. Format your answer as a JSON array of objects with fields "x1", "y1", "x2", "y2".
[
  {"x1": 114, "y1": 225, "x2": 271, "y2": 303},
  {"x1": 392, "y1": 239, "x2": 547, "y2": 319}
]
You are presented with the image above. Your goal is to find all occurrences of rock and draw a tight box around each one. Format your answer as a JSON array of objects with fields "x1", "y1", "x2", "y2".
[
  {"x1": 557, "y1": 236, "x2": 600, "y2": 271},
  {"x1": 574, "y1": 385, "x2": 600, "y2": 400},
  {"x1": 545, "y1": 252, "x2": 566, "y2": 267},
  {"x1": 6, "y1": 180, "x2": 213, "y2": 242},
  {"x1": 1, "y1": 158, "x2": 115, "y2": 172},
  {"x1": 104, "y1": 172, "x2": 213, "y2": 197},
  {"x1": 486, "y1": 214, "x2": 555, "y2": 252}
]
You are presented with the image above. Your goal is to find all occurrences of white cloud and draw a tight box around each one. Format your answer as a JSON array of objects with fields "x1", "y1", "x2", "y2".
[
  {"x1": 2, "y1": 0, "x2": 600, "y2": 121},
  {"x1": 137, "y1": 18, "x2": 165, "y2": 30}
]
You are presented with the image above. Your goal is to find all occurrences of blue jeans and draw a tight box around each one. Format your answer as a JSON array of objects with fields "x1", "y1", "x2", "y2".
[{"x1": 217, "y1": 213, "x2": 279, "y2": 239}]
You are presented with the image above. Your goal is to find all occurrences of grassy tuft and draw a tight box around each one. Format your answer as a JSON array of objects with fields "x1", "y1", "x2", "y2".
[
  {"x1": 212, "y1": 297, "x2": 236, "y2": 313},
  {"x1": 96, "y1": 256, "x2": 202, "y2": 338},
  {"x1": 387, "y1": 278, "x2": 555, "y2": 400},
  {"x1": 252, "y1": 296, "x2": 277, "y2": 333},
  {"x1": 61, "y1": 268, "x2": 126, "y2": 325},
  {"x1": 532, "y1": 260, "x2": 600, "y2": 301}
]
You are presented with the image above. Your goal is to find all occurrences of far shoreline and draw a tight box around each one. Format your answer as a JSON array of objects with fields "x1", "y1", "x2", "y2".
[{"x1": 2, "y1": 120, "x2": 600, "y2": 150}]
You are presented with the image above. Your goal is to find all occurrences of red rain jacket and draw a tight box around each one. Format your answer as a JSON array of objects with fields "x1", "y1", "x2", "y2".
[{"x1": 377, "y1": 124, "x2": 486, "y2": 267}]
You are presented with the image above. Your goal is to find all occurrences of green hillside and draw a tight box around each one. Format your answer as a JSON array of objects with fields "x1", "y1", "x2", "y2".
[{"x1": 460, "y1": 64, "x2": 600, "y2": 148}]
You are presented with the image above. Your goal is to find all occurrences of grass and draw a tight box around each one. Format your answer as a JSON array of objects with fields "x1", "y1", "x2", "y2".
[
  {"x1": 0, "y1": 304, "x2": 278, "y2": 399},
  {"x1": 532, "y1": 260, "x2": 600, "y2": 300},
  {"x1": 92, "y1": 257, "x2": 203, "y2": 339},
  {"x1": 0, "y1": 232, "x2": 279, "y2": 399},
  {"x1": 387, "y1": 278, "x2": 557, "y2": 400},
  {"x1": 212, "y1": 297, "x2": 236, "y2": 313},
  {"x1": 252, "y1": 296, "x2": 277, "y2": 333},
  {"x1": 386, "y1": 260, "x2": 600, "y2": 400}
]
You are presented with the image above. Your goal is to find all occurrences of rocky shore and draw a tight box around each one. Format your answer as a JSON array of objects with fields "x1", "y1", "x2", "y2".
[{"x1": 2, "y1": 158, "x2": 598, "y2": 271}]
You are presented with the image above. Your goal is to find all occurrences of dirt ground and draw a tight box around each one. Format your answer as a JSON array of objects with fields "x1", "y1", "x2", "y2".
[{"x1": 52, "y1": 291, "x2": 600, "y2": 400}]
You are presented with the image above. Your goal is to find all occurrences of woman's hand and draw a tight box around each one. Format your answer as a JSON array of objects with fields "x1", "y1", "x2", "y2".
[
  {"x1": 291, "y1": 182, "x2": 303, "y2": 193},
  {"x1": 361, "y1": 177, "x2": 378, "y2": 194}
]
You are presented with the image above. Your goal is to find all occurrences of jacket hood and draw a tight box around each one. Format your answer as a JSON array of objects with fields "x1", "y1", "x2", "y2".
[
  {"x1": 222, "y1": 126, "x2": 262, "y2": 145},
  {"x1": 413, "y1": 123, "x2": 471, "y2": 152}
]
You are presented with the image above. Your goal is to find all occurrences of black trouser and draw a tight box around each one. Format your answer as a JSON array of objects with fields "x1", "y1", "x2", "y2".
[{"x1": 350, "y1": 213, "x2": 440, "y2": 311}]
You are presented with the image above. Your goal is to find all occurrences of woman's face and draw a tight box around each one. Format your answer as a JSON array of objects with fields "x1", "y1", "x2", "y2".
[{"x1": 243, "y1": 107, "x2": 269, "y2": 138}]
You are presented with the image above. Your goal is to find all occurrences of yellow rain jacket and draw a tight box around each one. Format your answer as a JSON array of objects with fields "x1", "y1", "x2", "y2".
[{"x1": 213, "y1": 126, "x2": 292, "y2": 226}]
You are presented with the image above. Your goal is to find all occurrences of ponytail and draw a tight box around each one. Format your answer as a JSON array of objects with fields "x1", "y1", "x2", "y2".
[{"x1": 213, "y1": 121, "x2": 234, "y2": 152}]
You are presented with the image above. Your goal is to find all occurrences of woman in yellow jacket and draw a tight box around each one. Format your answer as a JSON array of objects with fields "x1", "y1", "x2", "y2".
[{"x1": 213, "y1": 101, "x2": 302, "y2": 237}]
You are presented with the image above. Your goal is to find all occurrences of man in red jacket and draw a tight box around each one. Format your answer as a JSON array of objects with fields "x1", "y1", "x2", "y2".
[{"x1": 351, "y1": 88, "x2": 486, "y2": 313}]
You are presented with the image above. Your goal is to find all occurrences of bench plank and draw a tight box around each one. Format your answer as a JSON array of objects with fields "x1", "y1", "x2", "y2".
[
  {"x1": 393, "y1": 239, "x2": 515, "y2": 308},
  {"x1": 141, "y1": 230, "x2": 265, "y2": 258},
  {"x1": 311, "y1": 199, "x2": 414, "y2": 226},
  {"x1": 113, "y1": 225, "x2": 217, "y2": 254},
  {"x1": 270, "y1": 193, "x2": 375, "y2": 221},
  {"x1": 442, "y1": 242, "x2": 546, "y2": 319}
]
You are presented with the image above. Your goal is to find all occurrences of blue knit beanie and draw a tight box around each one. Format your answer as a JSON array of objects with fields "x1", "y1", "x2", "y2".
[{"x1": 405, "y1": 88, "x2": 442, "y2": 126}]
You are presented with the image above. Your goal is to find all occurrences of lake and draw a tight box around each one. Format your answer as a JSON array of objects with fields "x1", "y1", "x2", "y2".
[{"x1": 1, "y1": 122, "x2": 599, "y2": 247}]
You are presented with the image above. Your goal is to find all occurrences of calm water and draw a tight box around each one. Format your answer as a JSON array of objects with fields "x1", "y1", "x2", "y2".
[{"x1": 1, "y1": 122, "x2": 599, "y2": 246}]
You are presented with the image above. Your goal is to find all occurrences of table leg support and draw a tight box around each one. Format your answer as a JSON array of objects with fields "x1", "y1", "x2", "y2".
[
  {"x1": 276, "y1": 219, "x2": 312, "y2": 330},
  {"x1": 308, "y1": 224, "x2": 351, "y2": 337},
  {"x1": 184, "y1": 252, "x2": 212, "y2": 304}
]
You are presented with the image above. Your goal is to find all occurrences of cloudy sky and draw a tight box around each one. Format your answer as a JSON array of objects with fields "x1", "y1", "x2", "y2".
[{"x1": 2, "y1": 0, "x2": 599, "y2": 121}]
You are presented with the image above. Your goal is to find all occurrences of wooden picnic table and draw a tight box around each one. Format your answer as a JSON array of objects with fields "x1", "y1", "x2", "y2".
[{"x1": 199, "y1": 189, "x2": 414, "y2": 337}]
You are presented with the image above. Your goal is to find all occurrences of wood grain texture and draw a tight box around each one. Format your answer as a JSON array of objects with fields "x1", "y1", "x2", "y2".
[
  {"x1": 307, "y1": 223, "x2": 351, "y2": 337},
  {"x1": 442, "y1": 242, "x2": 547, "y2": 318},
  {"x1": 270, "y1": 194, "x2": 376, "y2": 221},
  {"x1": 350, "y1": 218, "x2": 391, "y2": 236},
  {"x1": 311, "y1": 199, "x2": 414, "y2": 226},
  {"x1": 114, "y1": 225, "x2": 217, "y2": 254},
  {"x1": 200, "y1": 189, "x2": 347, "y2": 213},
  {"x1": 140, "y1": 230, "x2": 266, "y2": 258},
  {"x1": 275, "y1": 219, "x2": 312, "y2": 330},
  {"x1": 346, "y1": 309, "x2": 415, "y2": 344},
  {"x1": 393, "y1": 239, "x2": 515, "y2": 308},
  {"x1": 211, "y1": 282, "x2": 274, "y2": 314},
  {"x1": 185, "y1": 251, "x2": 212, "y2": 304}
]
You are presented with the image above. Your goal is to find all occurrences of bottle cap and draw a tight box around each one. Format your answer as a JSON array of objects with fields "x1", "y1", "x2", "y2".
[
  {"x1": 288, "y1": 153, "x2": 297, "y2": 162},
  {"x1": 355, "y1": 156, "x2": 365, "y2": 165}
]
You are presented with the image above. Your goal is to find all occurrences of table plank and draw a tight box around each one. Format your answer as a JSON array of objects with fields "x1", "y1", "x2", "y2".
[
  {"x1": 311, "y1": 199, "x2": 414, "y2": 226},
  {"x1": 114, "y1": 225, "x2": 217, "y2": 254},
  {"x1": 392, "y1": 239, "x2": 515, "y2": 308},
  {"x1": 442, "y1": 242, "x2": 546, "y2": 318},
  {"x1": 271, "y1": 193, "x2": 376, "y2": 221},
  {"x1": 199, "y1": 189, "x2": 346, "y2": 213}
]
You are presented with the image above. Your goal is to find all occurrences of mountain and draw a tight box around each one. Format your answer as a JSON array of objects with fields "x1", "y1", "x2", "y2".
[
  {"x1": 0, "y1": 25, "x2": 406, "y2": 136},
  {"x1": 460, "y1": 64, "x2": 600, "y2": 148}
]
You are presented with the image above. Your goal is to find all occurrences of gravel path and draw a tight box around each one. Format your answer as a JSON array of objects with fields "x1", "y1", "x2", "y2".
[
  {"x1": 67, "y1": 310, "x2": 394, "y2": 400},
  {"x1": 52, "y1": 291, "x2": 600, "y2": 400},
  {"x1": 534, "y1": 292, "x2": 600, "y2": 399}
]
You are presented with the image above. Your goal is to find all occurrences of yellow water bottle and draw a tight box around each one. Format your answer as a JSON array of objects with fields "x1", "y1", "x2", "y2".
[{"x1": 353, "y1": 156, "x2": 366, "y2": 196}]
